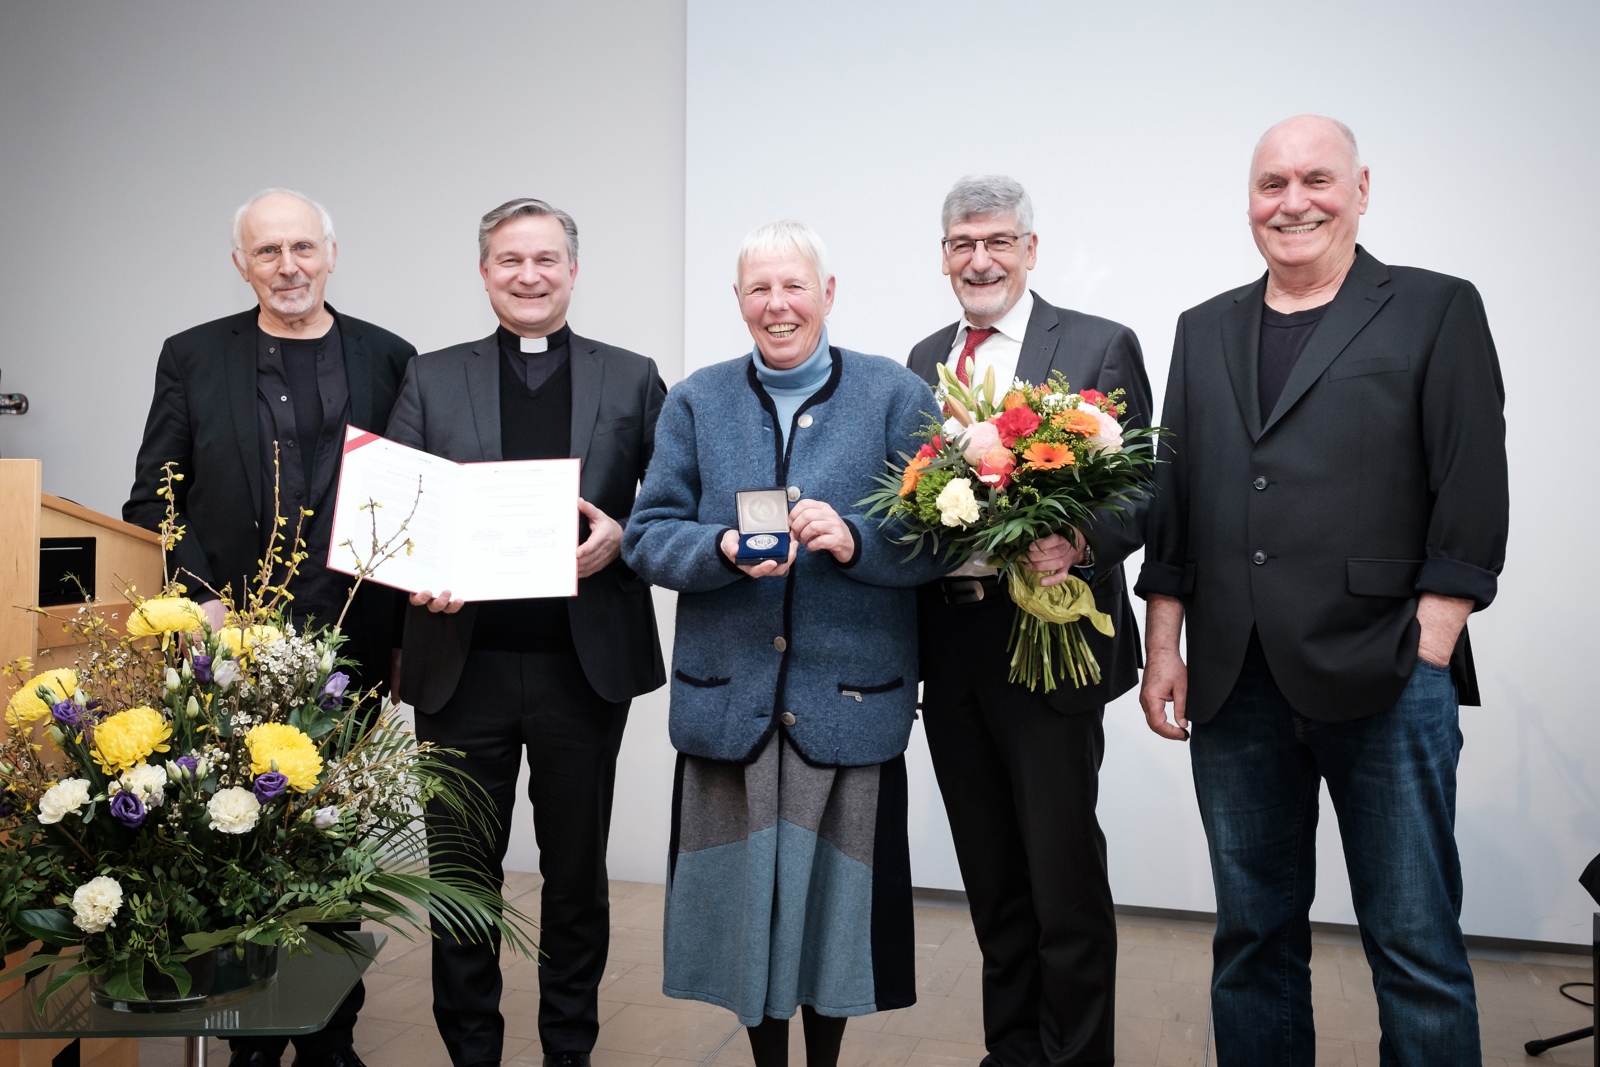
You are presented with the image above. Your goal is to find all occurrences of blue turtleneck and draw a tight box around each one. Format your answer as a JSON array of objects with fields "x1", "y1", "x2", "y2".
[{"x1": 752, "y1": 329, "x2": 832, "y2": 447}]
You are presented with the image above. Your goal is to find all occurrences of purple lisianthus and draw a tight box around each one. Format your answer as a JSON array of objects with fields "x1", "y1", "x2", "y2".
[
  {"x1": 192, "y1": 654, "x2": 213, "y2": 685},
  {"x1": 0, "y1": 791, "x2": 16, "y2": 818},
  {"x1": 253, "y1": 772, "x2": 289, "y2": 803},
  {"x1": 110, "y1": 790, "x2": 146, "y2": 828},
  {"x1": 171, "y1": 755, "x2": 200, "y2": 781},
  {"x1": 319, "y1": 671, "x2": 350, "y2": 710},
  {"x1": 51, "y1": 699, "x2": 83, "y2": 726}
]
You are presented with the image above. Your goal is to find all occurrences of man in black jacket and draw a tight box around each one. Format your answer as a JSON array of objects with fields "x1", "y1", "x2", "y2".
[
  {"x1": 388, "y1": 198, "x2": 667, "y2": 1067},
  {"x1": 1137, "y1": 116, "x2": 1509, "y2": 1063},
  {"x1": 907, "y1": 176, "x2": 1152, "y2": 1067},
  {"x1": 125, "y1": 189, "x2": 417, "y2": 1067}
]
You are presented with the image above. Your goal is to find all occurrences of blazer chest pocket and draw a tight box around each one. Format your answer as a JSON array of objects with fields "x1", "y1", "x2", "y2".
[
  {"x1": 1347, "y1": 558, "x2": 1423, "y2": 598},
  {"x1": 838, "y1": 677, "x2": 904, "y2": 703},
  {"x1": 1328, "y1": 354, "x2": 1410, "y2": 381},
  {"x1": 595, "y1": 414, "x2": 642, "y2": 435}
]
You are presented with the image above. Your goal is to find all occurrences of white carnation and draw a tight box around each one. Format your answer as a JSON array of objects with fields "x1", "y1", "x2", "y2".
[
  {"x1": 38, "y1": 778, "x2": 92, "y2": 825},
  {"x1": 206, "y1": 787, "x2": 261, "y2": 834},
  {"x1": 71, "y1": 875, "x2": 123, "y2": 934},
  {"x1": 935, "y1": 477, "x2": 981, "y2": 528},
  {"x1": 119, "y1": 763, "x2": 169, "y2": 808}
]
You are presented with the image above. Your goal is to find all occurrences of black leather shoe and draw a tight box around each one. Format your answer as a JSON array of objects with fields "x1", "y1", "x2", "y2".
[
  {"x1": 544, "y1": 1054, "x2": 592, "y2": 1067},
  {"x1": 228, "y1": 1051, "x2": 281, "y2": 1067},
  {"x1": 292, "y1": 1049, "x2": 368, "y2": 1067}
]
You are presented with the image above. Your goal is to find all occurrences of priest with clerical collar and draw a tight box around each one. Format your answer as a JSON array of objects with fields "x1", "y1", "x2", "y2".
[{"x1": 384, "y1": 198, "x2": 667, "y2": 1067}]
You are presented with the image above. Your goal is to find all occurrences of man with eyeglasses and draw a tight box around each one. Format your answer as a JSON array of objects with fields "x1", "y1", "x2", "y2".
[
  {"x1": 907, "y1": 175, "x2": 1152, "y2": 1066},
  {"x1": 125, "y1": 188, "x2": 416, "y2": 1067}
]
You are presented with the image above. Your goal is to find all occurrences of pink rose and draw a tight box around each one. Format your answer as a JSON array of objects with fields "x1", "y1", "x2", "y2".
[
  {"x1": 960, "y1": 420, "x2": 1002, "y2": 464},
  {"x1": 1088, "y1": 408, "x2": 1123, "y2": 455},
  {"x1": 976, "y1": 447, "x2": 1016, "y2": 491}
]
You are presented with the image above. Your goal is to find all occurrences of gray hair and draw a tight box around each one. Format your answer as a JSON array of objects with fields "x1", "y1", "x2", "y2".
[
  {"x1": 941, "y1": 175, "x2": 1034, "y2": 236},
  {"x1": 232, "y1": 188, "x2": 336, "y2": 251},
  {"x1": 479, "y1": 198, "x2": 579, "y2": 263},
  {"x1": 735, "y1": 219, "x2": 831, "y2": 287},
  {"x1": 1255, "y1": 115, "x2": 1362, "y2": 168}
]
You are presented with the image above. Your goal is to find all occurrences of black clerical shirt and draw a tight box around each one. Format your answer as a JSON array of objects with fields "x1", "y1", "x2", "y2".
[
  {"x1": 255, "y1": 324, "x2": 352, "y2": 627},
  {"x1": 496, "y1": 323, "x2": 571, "y2": 391},
  {"x1": 1258, "y1": 301, "x2": 1331, "y2": 423}
]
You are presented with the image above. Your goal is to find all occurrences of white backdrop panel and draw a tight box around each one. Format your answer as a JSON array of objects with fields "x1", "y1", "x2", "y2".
[{"x1": 686, "y1": 0, "x2": 1600, "y2": 943}]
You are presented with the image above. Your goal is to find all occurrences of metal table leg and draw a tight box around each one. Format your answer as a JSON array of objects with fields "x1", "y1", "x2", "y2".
[{"x1": 185, "y1": 1034, "x2": 208, "y2": 1067}]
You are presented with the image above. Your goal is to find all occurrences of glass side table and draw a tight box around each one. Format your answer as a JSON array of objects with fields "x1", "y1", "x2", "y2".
[{"x1": 0, "y1": 933, "x2": 384, "y2": 1067}]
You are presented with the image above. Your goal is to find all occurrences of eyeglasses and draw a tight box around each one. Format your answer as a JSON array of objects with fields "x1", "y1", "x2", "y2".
[
  {"x1": 239, "y1": 241, "x2": 325, "y2": 265},
  {"x1": 941, "y1": 233, "x2": 1031, "y2": 258}
]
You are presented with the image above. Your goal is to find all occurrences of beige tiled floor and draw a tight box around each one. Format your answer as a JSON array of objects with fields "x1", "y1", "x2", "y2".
[{"x1": 140, "y1": 875, "x2": 1595, "y2": 1066}]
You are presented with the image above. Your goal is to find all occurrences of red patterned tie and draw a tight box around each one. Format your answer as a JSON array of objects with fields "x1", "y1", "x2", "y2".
[{"x1": 955, "y1": 326, "x2": 998, "y2": 388}]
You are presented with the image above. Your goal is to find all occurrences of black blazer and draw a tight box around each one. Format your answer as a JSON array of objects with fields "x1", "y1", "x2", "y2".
[
  {"x1": 1136, "y1": 247, "x2": 1509, "y2": 723},
  {"x1": 123, "y1": 306, "x2": 417, "y2": 672},
  {"x1": 385, "y1": 330, "x2": 668, "y2": 713},
  {"x1": 909, "y1": 292, "x2": 1153, "y2": 712}
]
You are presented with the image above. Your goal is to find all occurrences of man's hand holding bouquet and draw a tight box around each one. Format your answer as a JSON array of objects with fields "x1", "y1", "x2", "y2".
[{"x1": 863, "y1": 359, "x2": 1159, "y2": 691}]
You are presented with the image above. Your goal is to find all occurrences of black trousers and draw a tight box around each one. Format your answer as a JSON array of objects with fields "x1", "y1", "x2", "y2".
[
  {"x1": 416, "y1": 648, "x2": 629, "y2": 1067},
  {"x1": 918, "y1": 587, "x2": 1117, "y2": 1067}
]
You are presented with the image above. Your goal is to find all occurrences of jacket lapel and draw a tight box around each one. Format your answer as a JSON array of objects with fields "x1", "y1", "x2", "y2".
[
  {"x1": 1260, "y1": 249, "x2": 1393, "y2": 437},
  {"x1": 463, "y1": 334, "x2": 501, "y2": 461},
  {"x1": 1220, "y1": 277, "x2": 1267, "y2": 442},
  {"x1": 332, "y1": 305, "x2": 374, "y2": 430},
  {"x1": 224, "y1": 311, "x2": 263, "y2": 517},
  {"x1": 569, "y1": 333, "x2": 605, "y2": 464},
  {"x1": 912, "y1": 323, "x2": 960, "y2": 385},
  {"x1": 1015, "y1": 292, "x2": 1060, "y2": 386}
]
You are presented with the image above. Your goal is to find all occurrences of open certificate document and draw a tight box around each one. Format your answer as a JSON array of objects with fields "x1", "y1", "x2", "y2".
[{"x1": 327, "y1": 427, "x2": 580, "y2": 600}]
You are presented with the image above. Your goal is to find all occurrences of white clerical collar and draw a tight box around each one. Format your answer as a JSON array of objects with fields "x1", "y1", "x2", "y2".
[
  {"x1": 962, "y1": 289, "x2": 1035, "y2": 343},
  {"x1": 519, "y1": 335, "x2": 549, "y2": 354}
]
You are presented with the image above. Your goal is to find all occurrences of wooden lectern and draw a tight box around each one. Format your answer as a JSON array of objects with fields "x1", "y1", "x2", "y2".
[{"x1": 1, "y1": 458, "x2": 151, "y2": 1067}]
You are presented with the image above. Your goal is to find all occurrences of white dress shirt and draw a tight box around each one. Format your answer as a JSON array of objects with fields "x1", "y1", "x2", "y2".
[
  {"x1": 943, "y1": 290, "x2": 1034, "y2": 577},
  {"x1": 944, "y1": 289, "x2": 1034, "y2": 391}
]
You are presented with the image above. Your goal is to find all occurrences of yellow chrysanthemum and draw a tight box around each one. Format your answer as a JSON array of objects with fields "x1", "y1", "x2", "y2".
[
  {"x1": 125, "y1": 597, "x2": 206, "y2": 637},
  {"x1": 93, "y1": 706, "x2": 173, "y2": 774},
  {"x1": 216, "y1": 625, "x2": 283, "y2": 660},
  {"x1": 245, "y1": 723, "x2": 324, "y2": 792},
  {"x1": 4, "y1": 668, "x2": 78, "y2": 729}
]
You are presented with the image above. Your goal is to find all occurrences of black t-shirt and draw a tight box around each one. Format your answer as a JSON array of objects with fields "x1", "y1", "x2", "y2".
[{"x1": 1259, "y1": 301, "x2": 1331, "y2": 423}]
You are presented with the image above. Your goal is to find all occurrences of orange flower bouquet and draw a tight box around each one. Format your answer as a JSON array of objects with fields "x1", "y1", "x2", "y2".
[{"x1": 863, "y1": 364, "x2": 1159, "y2": 691}]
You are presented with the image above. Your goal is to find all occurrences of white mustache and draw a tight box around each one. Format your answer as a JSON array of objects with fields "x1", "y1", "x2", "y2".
[{"x1": 272, "y1": 274, "x2": 310, "y2": 292}]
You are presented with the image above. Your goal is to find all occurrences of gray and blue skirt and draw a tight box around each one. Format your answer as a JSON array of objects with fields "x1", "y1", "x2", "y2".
[{"x1": 661, "y1": 733, "x2": 916, "y2": 1025}]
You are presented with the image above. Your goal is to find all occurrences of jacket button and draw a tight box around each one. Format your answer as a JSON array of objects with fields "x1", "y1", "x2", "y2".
[
  {"x1": 773, "y1": 636, "x2": 787, "y2": 652},
  {"x1": 786, "y1": 486, "x2": 801, "y2": 502},
  {"x1": 1252, "y1": 550, "x2": 1267, "y2": 565},
  {"x1": 1253, "y1": 476, "x2": 1267, "y2": 490},
  {"x1": 797, "y1": 414, "x2": 813, "y2": 429},
  {"x1": 781, "y1": 712, "x2": 796, "y2": 726}
]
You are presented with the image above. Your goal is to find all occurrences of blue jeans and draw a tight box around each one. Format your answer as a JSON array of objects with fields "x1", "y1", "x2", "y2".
[{"x1": 1190, "y1": 635, "x2": 1479, "y2": 1066}]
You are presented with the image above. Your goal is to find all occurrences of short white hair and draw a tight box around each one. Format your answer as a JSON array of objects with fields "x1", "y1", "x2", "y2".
[
  {"x1": 942, "y1": 175, "x2": 1033, "y2": 236},
  {"x1": 735, "y1": 219, "x2": 831, "y2": 288},
  {"x1": 231, "y1": 188, "x2": 336, "y2": 251}
]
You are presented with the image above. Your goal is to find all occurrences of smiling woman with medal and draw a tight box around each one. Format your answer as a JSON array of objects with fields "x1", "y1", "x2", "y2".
[{"x1": 623, "y1": 221, "x2": 950, "y2": 1067}]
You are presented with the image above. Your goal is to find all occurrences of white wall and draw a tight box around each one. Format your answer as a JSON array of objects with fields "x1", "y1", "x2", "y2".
[
  {"x1": 685, "y1": 0, "x2": 1600, "y2": 943},
  {"x1": 0, "y1": 1, "x2": 687, "y2": 883}
]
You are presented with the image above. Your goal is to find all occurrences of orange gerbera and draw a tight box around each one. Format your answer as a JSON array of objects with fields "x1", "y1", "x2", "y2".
[
  {"x1": 1022, "y1": 442, "x2": 1075, "y2": 470},
  {"x1": 1053, "y1": 409, "x2": 1102, "y2": 436},
  {"x1": 1001, "y1": 390, "x2": 1030, "y2": 411},
  {"x1": 900, "y1": 454, "x2": 932, "y2": 496}
]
